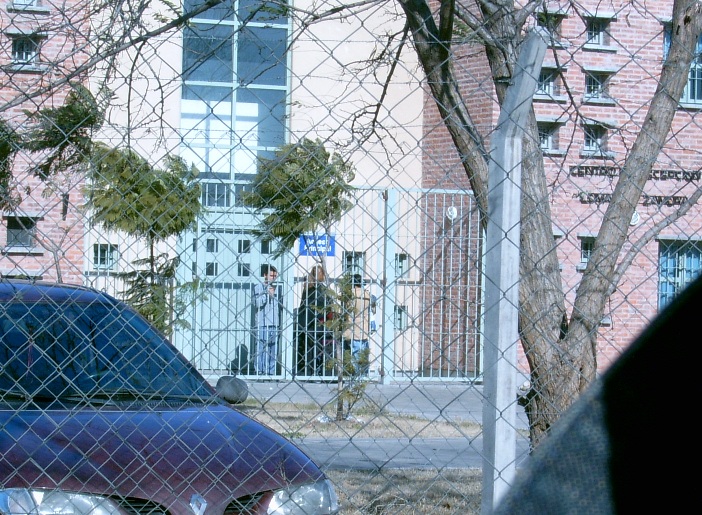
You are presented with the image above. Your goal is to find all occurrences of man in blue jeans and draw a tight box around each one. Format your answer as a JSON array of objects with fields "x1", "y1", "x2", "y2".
[{"x1": 254, "y1": 264, "x2": 280, "y2": 375}]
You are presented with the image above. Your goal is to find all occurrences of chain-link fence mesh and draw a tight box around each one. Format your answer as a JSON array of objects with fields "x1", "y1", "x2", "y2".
[{"x1": 1, "y1": 0, "x2": 701, "y2": 513}]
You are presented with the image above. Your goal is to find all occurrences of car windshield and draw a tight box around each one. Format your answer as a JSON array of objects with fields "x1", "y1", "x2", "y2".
[{"x1": 0, "y1": 301, "x2": 213, "y2": 402}]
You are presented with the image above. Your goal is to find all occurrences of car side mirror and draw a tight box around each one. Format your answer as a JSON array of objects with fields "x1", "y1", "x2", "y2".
[{"x1": 215, "y1": 376, "x2": 249, "y2": 404}]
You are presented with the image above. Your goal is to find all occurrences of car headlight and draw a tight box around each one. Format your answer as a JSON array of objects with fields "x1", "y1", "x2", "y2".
[
  {"x1": 266, "y1": 479, "x2": 339, "y2": 515},
  {"x1": 0, "y1": 489, "x2": 122, "y2": 515}
]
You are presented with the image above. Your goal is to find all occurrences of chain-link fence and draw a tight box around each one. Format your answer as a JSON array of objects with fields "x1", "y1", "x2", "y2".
[{"x1": 1, "y1": 0, "x2": 701, "y2": 513}]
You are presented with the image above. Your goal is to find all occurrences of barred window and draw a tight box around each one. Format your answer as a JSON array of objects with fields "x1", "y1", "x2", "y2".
[
  {"x1": 93, "y1": 243, "x2": 118, "y2": 271},
  {"x1": 586, "y1": 18, "x2": 608, "y2": 46},
  {"x1": 658, "y1": 240, "x2": 702, "y2": 308},
  {"x1": 583, "y1": 124, "x2": 607, "y2": 154},
  {"x1": 6, "y1": 216, "x2": 37, "y2": 248},
  {"x1": 11, "y1": 35, "x2": 40, "y2": 64},
  {"x1": 343, "y1": 251, "x2": 365, "y2": 277},
  {"x1": 665, "y1": 27, "x2": 702, "y2": 104}
]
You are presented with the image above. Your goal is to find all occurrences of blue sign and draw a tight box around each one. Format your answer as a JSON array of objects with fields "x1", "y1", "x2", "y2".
[{"x1": 299, "y1": 234, "x2": 335, "y2": 257}]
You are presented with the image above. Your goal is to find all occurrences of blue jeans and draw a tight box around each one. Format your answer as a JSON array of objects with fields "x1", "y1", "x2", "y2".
[
  {"x1": 257, "y1": 326, "x2": 279, "y2": 375},
  {"x1": 350, "y1": 339, "x2": 369, "y2": 375}
]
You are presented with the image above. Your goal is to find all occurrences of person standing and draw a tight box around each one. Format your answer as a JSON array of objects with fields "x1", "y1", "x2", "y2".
[
  {"x1": 254, "y1": 264, "x2": 280, "y2": 375},
  {"x1": 343, "y1": 274, "x2": 373, "y2": 376},
  {"x1": 296, "y1": 265, "x2": 334, "y2": 375}
]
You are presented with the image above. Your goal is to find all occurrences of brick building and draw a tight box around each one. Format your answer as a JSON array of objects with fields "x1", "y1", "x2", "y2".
[
  {"x1": 0, "y1": 0, "x2": 89, "y2": 283},
  {"x1": 421, "y1": 1, "x2": 702, "y2": 374}
]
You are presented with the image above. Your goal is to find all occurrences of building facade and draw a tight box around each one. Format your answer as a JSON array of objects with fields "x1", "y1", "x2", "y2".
[
  {"x1": 0, "y1": 0, "x2": 89, "y2": 284},
  {"x1": 422, "y1": 1, "x2": 702, "y2": 373},
  {"x1": 4, "y1": 1, "x2": 697, "y2": 381}
]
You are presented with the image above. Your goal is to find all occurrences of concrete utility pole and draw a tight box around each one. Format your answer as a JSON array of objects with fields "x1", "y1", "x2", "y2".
[{"x1": 481, "y1": 29, "x2": 546, "y2": 514}]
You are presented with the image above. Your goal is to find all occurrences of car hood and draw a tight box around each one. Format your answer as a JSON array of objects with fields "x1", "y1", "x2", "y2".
[{"x1": 0, "y1": 402, "x2": 322, "y2": 514}]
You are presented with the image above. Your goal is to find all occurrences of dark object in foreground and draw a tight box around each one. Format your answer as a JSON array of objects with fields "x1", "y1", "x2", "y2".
[{"x1": 494, "y1": 275, "x2": 702, "y2": 514}]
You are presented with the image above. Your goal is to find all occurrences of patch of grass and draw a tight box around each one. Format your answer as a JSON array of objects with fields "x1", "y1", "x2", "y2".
[{"x1": 327, "y1": 468, "x2": 482, "y2": 514}]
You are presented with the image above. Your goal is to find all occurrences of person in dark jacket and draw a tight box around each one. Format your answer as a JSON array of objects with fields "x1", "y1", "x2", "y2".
[{"x1": 296, "y1": 265, "x2": 334, "y2": 376}]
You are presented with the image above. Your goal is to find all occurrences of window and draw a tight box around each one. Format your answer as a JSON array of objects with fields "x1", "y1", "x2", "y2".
[
  {"x1": 536, "y1": 12, "x2": 565, "y2": 45},
  {"x1": 659, "y1": 240, "x2": 702, "y2": 308},
  {"x1": 577, "y1": 237, "x2": 595, "y2": 271},
  {"x1": 585, "y1": 18, "x2": 609, "y2": 46},
  {"x1": 6, "y1": 216, "x2": 37, "y2": 248},
  {"x1": 206, "y1": 238, "x2": 219, "y2": 253},
  {"x1": 394, "y1": 305, "x2": 408, "y2": 331},
  {"x1": 11, "y1": 0, "x2": 38, "y2": 7},
  {"x1": 205, "y1": 262, "x2": 218, "y2": 276},
  {"x1": 261, "y1": 239, "x2": 273, "y2": 255},
  {"x1": 181, "y1": 0, "x2": 291, "y2": 215},
  {"x1": 537, "y1": 117, "x2": 566, "y2": 154},
  {"x1": 202, "y1": 182, "x2": 230, "y2": 207},
  {"x1": 538, "y1": 123, "x2": 558, "y2": 152},
  {"x1": 93, "y1": 244, "x2": 118, "y2": 271},
  {"x1": 537, "y1": 69, "x2": 557, "y2": 96},
  {"x1": 583, "y1": 123, "x2": 608, "y2": 155},
  {"x1": 664, "y1": 27, "x2": 702, "y2": 104},
  {"x1": 238, "y1": 239, "x2": 251, "y2": 253},
  {"x1": 237, "y1": 263, "x2": 251, "y2": 277},
  {"x1": 11, "y1": 35, "x2": 40, "y2": 65},
  {"x1": 343, "y1": 251, "x2": 365, "y2": 276},
  {"x1": 395, "y1": 253, "x2": 409, "y2": 276},
  {"x1": 584, "y1": 72, "x2": 611, "y2": 100}
]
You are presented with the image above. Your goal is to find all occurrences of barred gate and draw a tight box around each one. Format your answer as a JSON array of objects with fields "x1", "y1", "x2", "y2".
[{"x1": 170, "y1": 187, "x2": 482, "y2": 382}]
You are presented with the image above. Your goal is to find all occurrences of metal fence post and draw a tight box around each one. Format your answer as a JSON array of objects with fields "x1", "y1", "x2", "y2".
[{"x1": 481, "y1": 29, "x2": 546, "y2": 513}]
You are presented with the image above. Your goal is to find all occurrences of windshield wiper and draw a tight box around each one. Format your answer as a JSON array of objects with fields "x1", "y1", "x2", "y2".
[
  {"x1": 1, "y1": 391, "x2": 70, "y2": 403},
  {"x1": 87, "y1": 389, "x2": 213, "y2": 404}
]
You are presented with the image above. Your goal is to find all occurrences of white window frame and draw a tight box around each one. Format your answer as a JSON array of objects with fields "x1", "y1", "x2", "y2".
[
  {"x1": 11, "y1": 35, "x2": 40, "y2": 65},
  {"x1": 586, "y1": 18, "x2": 608, "y2": 46},
  {"x1": 205, "y1": 262, "x2": 219, "y2": 276},
  {"x1": 664, "y1": 26, "x2": 702, "y2": 105},
  {"x1": 202, "y1": 182, "x2": 231, "y2": 208},
  {"x1": 12, "y1": 0, "x2": 38, "y2": 7},
  {"x1": 6, "y1": 216, "x2": 38, "y2": 248},
  {"x1": 206, "y1": 238, "x2": 219, "y2": 253},
  {"x1": 583, "y1": 124, "x2": 607, "y2": 154},
  {"x1": 537, "y1": 69, "x2": 556, "y2": 96},
  {"x1": 394, "y1": 305, "x2": 408, "y2": 331},
  {"x1": 658, "y1": 240, "x2": 702, "y2": 308},
  {"x1": 538, "y1": 123, "x2": 557, "y2": 151},
  {"x1": 93, "y1": 243, "x2": 119, "y2": 271},
  {"x1": 343, "y1": 250, "x2": 365, "y2": 276},
  {"x1": 585, "y1": 72, "x2": 609, "y2": 99}
]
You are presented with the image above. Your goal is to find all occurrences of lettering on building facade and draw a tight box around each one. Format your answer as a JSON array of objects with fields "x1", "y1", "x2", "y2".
[
  {"x1": 573, "y1": 192, "x2": 688, "y2": 206},
  {"x1": 570, "y1": 165, "x2": 701, "y2": 182}
]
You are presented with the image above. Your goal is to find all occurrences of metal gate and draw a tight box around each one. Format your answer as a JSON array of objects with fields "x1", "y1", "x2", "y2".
[{"x1": 172, "y1": 188, "x2": 483, "y2": 382}]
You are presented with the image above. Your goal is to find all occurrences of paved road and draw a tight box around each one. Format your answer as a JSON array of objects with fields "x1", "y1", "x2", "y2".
[
  {"x1": 245, "y1": 380, "x2": 530, "y2": 470},
  {"x1": 295, "y1": 437, "x2": 531, "y2": 470}
]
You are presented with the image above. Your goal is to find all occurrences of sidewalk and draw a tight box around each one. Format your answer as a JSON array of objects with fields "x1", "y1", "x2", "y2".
[{"x1": 245, "y1": 379, "x2": 528, "y2": 429}]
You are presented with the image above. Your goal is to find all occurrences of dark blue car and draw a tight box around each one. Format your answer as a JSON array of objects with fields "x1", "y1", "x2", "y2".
[{"x1": 0, "y1": 279, "x2": 338, "y2": 515}]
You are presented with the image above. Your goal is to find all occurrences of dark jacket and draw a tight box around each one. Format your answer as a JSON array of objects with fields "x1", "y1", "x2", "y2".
[{"x1": 297, "y1": 284, "x2": 333, "y2": 341}]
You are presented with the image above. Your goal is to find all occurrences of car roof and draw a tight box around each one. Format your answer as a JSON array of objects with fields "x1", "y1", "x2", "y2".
[{"x1": 0, "y1": 279, "x2": 118, "y2": 305}]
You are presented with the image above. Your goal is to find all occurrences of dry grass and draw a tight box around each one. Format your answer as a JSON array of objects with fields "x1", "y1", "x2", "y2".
[
  {"x1": 239, "y1": 401, "x2": 483, "y2": 440},
  {"x1": 328, "y1": 469, "x2": 482, "y2": 514},
  {"x1": 240, "y1": 401, "x2": 484, "y2": 513}
]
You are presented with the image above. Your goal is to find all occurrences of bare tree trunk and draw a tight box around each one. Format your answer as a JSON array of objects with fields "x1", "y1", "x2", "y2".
[{"x1": 399, "y1": 0, "x2": 702, "y2": 445}]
